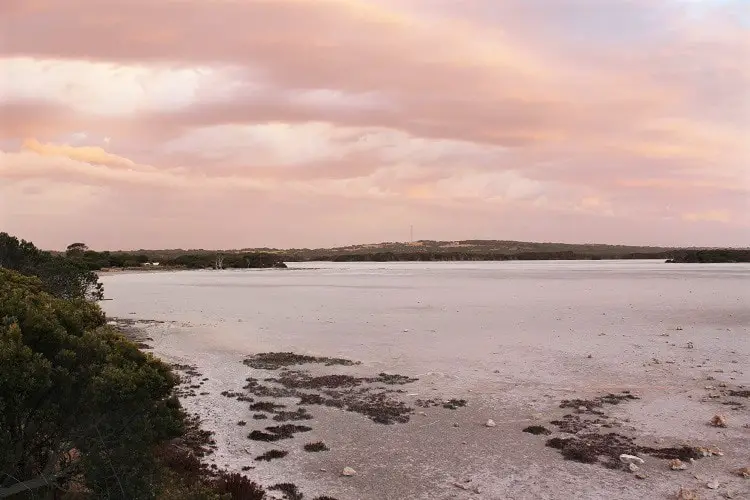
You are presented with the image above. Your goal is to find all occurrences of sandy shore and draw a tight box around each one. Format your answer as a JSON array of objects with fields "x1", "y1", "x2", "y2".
[{"x1": 102, "y1": 263, "x2": 750, "y2": 500}]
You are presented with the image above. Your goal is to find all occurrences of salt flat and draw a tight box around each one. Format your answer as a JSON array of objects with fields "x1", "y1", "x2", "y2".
[{"x1": 101, "y1": 261, "x2": 750, "y2": 500}]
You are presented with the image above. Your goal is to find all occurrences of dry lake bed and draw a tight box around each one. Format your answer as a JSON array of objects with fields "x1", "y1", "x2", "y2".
[{"x1": 101, "y1": 261, "x2": 750, "y2": 500}]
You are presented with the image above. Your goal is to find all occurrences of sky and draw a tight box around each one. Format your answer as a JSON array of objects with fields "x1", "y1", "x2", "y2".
[{"x1": 0, "y1": 0, "x2": 748, "y2": 250}]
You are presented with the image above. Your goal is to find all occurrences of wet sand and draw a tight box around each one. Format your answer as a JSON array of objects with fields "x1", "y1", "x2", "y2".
[{"x1": 100, "y1": 261, "x2": 750, "y2": 499}]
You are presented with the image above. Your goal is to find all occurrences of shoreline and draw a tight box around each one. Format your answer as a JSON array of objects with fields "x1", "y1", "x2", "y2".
[
  {"x1": 101, "y1": 264, "x2": 750, "y2": 500},
  {"x1": 112, "y1": 316, "x2": 750, "y2": 500}
]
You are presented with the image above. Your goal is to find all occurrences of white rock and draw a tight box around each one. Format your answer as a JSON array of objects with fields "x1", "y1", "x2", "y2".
[
  {"x1": 670, "y1": 459, "x2": 688, "y2": 470},
  {"x1": 619, "y1": 454, "x2": 645, "y2": 465},
  {"x1": 706, "y1": 479, "x2": 720, "y2": 490},
  {"x1": 711, "y1": 414, "x2": 727, "y2": 428},
  {"x1": 342, "y1": 467, "x2": 357, "y2": 477},
  {"x1": 628, "y1": 463, "x2": 640, "y2": 472},
  {"x1": 485, "y1": 419, "x2": 496, "y2": 427}
]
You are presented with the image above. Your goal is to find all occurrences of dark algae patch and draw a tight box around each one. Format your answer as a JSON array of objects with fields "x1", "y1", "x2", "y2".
[
  {"x1": 255, "y1": 449, "x2": 289, "y2": 461},
  {"x1": 415, "y1": 398, "x2": 468, "y2": 409},
  {"x1": 273, "y1": 408, "x2": 313, "y2": 421},
  {"x1": 523, "y1": 425, "x2": 552, "y2": 435},
  {"x1": 243, "y1": 352, "x2": 360, "y2": 370},
  {"x1": 376, "y1": 372, "x2": 419, "y2": 385},
  {"x1": 270, "y1": 483, "x2": 304, "y2": 500},
  {"x1": 269, "y1": 372, "x2": 364, "y2": 389},
  {"x1": 266, "y1": 424, "x2": 313, "y2": 436},
  {"x1": 536, "y1": 391, "x2": 714, "y2": 470},
  {"x1": 443, "y1": 399, "x2": 468, "y2": 409},
  {"x1": 303, "y1": 441, "x2": 329, "y2": 452},
  {"x1": 248, "y1": 430, "x2": 282, "y2": 442},
  {"x1": 241, "y1": 353, "x2": 425, "y2": 424},
  {"x1": 249, "y1": 401, "x2": 285, "y2": 412},
  {"x1": 249, "y1": 424, "x2": 312, "y2": 442}
]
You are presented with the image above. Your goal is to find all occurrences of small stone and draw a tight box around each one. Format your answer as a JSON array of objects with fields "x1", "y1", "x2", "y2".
[
  {"x1": 619, "y1": 454, "x2": 645, "y2": 465},
  {"x1": 628, "y1": 463, "x2": 639, "y2": 472},
  {"x1": 319, "y1": 468, "x2": 327, "y2": 472},
  {"x1": 493, "y1": 369, "x2": 500, "y2": 373},
  {"x1": 485, "y1": 419, "x2": 496, "y2": 427},
  {"x1": 453, "y1": 423, "x2": 460, "y2": 427},
  {"x1": 706, "y1": 479, "x2": 720, "y2": 490},
  {"x1": 705, "y1": 385, "x2": 715, "y2": 390},
  {"x1": 676, "y1": 487, "x2": 700, "y2": 500},
  {"x1": 472, "y1": 486, "x2": 481, "y2": 494},
  {"x1": 635, "y1": 472, "x2": 647, "y2": 480},
  {"x1": 461, "y1": 441, "x2": 467, "y2": 445},
  {"x1": 578, "y1": 406, "x2": 587, "y2": 412},
  {"x1": 587, "y1": 354, "x2": 593, "y2": 359},
  {"x1": 735, "y1": 466, "x2": 750, "y2": 478},
  {"x1": 418, "y1": 411, "x2": 427, "y2": 416},
  {"x1": 342, "y1": 467, "x2": 357, "y2": 477},
  {"x1": 670, "y1": 459, "x2": 688, "y2": 470},
  {"x1": 710, "y1": 414, "x2": 728, "y2": 428}
]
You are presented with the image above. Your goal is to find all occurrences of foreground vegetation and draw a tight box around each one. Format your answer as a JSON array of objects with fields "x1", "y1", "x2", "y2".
[{"x1": 0, "y1": 234, "x2": 268, "y2": 498}]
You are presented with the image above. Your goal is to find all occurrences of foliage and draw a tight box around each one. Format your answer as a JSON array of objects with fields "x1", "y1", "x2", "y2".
[
  {"x1": 0, "y1": 233, "x2": 103, "y2": 301},
  {"x1": 0, "y1": 268, "x2": 183, "y2": 498},
  {"x1": 666, "y1": 249, "x2": 750, "y2": 263}
]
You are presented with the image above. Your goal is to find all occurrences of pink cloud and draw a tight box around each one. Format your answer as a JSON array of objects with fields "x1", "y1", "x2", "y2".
[{"x1": 1, "y1": 0, "x2": 748, "y2": 249}]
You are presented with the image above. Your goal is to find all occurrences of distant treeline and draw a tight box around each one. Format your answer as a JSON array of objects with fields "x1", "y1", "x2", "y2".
[
  {"x1": 285, "y1": 249, "x2": 750, "y2": 263},
  {"x1": 51, "y1": 248, "x2": 750, "y2": 267},
  {"x1": 53, "y1": 242, "x2": 288, "y2": 270},
  {"x1": 291, "y1": 250, "x2": 673, "y2": 262},
  {"x1": 666, "y1": 249, "x2": 750, "y2": 263}
]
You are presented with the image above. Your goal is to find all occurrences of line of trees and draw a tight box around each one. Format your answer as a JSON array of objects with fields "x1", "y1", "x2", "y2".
[
  {"x1": 53, "y1": 241, "x2": 288, "y2": 271},
  {"x1": 286, "y1": 249, "x2": 749, "y2": 263},
  {"x1": 666, "y1": 249, "x2": 750, "y2": 263},
  {"x1": 293, "y1": 250, "x2": 676, "y2": 262}
]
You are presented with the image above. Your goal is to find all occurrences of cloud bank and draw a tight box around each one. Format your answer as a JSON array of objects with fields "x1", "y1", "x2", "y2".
[{"x1": 1, "y1": 0, "x2": 748, "y2": 249}]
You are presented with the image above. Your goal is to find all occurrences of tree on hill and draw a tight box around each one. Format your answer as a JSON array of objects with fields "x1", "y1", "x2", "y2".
[{"x1": 66, "y1": 242, "x2": 89, "y2": 256}]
